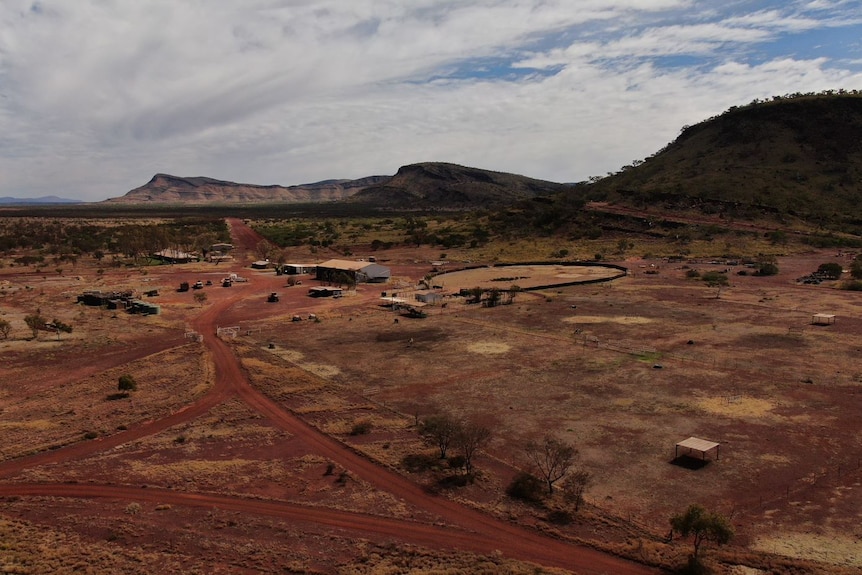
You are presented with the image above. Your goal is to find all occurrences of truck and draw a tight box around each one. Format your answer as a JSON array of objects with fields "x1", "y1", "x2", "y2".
[
  {"x1": 267, "y1": 292, "x2": 279, "y2": 303},
  {"x1": 178, "y1": 282, "x2": 190, "y2": 292}
]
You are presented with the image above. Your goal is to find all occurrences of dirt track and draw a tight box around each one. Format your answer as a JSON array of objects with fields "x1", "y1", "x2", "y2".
[{"x1": 0, "y1": 219, "x2": 658, "y2": 574}]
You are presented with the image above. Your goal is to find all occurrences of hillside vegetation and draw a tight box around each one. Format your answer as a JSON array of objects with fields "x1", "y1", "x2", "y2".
[{"x1": 584, "y1": 93, "x2": 862, "y2": 233}]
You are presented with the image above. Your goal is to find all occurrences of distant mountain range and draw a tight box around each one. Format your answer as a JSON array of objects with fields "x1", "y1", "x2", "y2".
[
  {"x1": 83, "y1": 92, "x2": 862, "y2": 236},
  {"x1": 0, "y1": 196, "x2": 83, "y2": 205},
  {"x1": 104, "y1": 173, "x2": 390, "y2": 204},
  {"x1": 104, "y1": 163, "x2": 570, "y2": 208}
]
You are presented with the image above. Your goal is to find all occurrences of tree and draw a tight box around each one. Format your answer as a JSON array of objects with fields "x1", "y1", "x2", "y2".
[
  {"x1": 526, "y1": 435, "x2": 578, "y2": 494},
  {"x1": 454, "y1": 419, "x2": 492, "y2": 474},
  {"x1": 754, "y1": 261, "x2": 779, "y2": 276},
  {"x1": 193, "y1": 291, "x2": 208, "y2": 306},
  {"x1": 701, "y1": 271, "x2": 729, "y2": 298},
  {"x1": 816, "y1": 262, "x2": 843, "y2": 280},
  {"x1": 419, "y1": 413, "x2": 460, "y2": 459},
  {"x1": 852, "y1": 255, "x2": 862, "y2": 280},
  {"x1": 24, "y1": 311, "x2": 47, "y2": 339},
  {"x1": 51, "y1": 318, "x2": 73, "y2": 340},
  {"x1": 561, "y1": 469, "x2": 591, "y2": 511},
  {"x1": 670, "y1": 504, "x2": 734, "y2": 559},
  {"x1": 255, "y1": 239, "x2": 275, "y2": 262},
  {"x1": 118, "y1": 374, "x2": 137, "y2": 392},
  {"x1": 0, "y1": 318, "x2": 10, "y2": 339}
]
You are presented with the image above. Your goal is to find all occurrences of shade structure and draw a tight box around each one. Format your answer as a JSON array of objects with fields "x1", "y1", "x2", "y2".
[{"x1": 675, "y1": 437, "x2": 720, "y2": 460}]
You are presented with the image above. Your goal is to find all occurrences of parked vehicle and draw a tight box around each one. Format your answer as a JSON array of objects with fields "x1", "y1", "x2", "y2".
[
  {"x1": 178, "y1": 282, "x2": 190, "y2": 292},
  {"x1": 267, "y1": 292, "x2": 279, "y2": 302},
  {"x1": 193, "y1": 281, "x2": 204, "y2": 289}
]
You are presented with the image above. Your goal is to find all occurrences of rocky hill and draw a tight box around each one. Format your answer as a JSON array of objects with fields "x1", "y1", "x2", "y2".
[
  {"x1": 106, "y1": 164, "x2": 571, "y2": 208},
  {"x1": 105, "y1": 173, "x2": 390, "y2": 204},
  {"x1": 350, "y1": 162, "x2": 572, "y2": 208},
  {"x1": 584, "y1": 93, "x2": 862, "y2": 231}
]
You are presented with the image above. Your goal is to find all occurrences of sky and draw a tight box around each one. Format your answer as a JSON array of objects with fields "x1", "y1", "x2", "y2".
[{"x1": 1, "y1": 1, "x2": 862, "y2": 201}]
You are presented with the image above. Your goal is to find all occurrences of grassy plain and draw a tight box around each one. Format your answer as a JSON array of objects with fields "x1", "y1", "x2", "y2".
[{"x1": 1, "y1": 213, "x2": 861, "y2": 574}]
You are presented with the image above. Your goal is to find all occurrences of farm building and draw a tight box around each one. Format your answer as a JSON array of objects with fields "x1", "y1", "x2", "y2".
[
  {"x1": 207, "y1": 243, "x2": 234, "y2": 263},
  {"x1": 416, "y1": 292, "x2": 445, "y2": 304},
  {"x1": 282, "y1": 263, "x2": 316, "y2": 275},
  {"x1": 77, "y1": 290, "x2": 133, "y2": 307},
  {"x1": 251, "y1": 260, "x2": 271, "y2": 270},
  {"x1": 316, "y1": 259, "x2": 390, "y2": 284},
  {"x1": 308, "y1": 287, "x2": 343, "y2": 298},
  {"x1": 151, "y1": 249, "x2": 199, "y2": 263}
]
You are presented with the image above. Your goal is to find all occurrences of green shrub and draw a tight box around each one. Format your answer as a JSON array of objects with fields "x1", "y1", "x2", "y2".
[
  {"x1": 117, "y1": 374, "x2": 137, "y2": 392},
  {"x1": 754, "y1": 262, "x2": 779, "y2": 276},
  {"x1": 349, "y1": 420, "x2": 372, "y2": 436},
  {"x1": 506, "y1": 472, "x2": 545, "y2": 503},
  {"x1": 841, "y1": 280, "x2": 862, "y2": 291},
  {"x1": 817, "y1": 262, "x2": 843, "y2": 279}
]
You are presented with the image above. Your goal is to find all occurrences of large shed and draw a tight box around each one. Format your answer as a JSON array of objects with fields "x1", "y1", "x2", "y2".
[
  {"x1": 152, "y1": 249, "x2": 198, "y2": 263},
  {"x1": 316, "y1": 259, "x2": 391, "y2": 284}
]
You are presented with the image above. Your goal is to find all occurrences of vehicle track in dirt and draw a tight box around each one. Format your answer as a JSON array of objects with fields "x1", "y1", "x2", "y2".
[{"x1": 0, "y1": 219, "x2": 660, "y2": 574}]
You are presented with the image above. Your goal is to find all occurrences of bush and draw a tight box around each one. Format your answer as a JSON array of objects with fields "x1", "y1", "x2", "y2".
[
  {"x1": 754, "y1": 262, "x2": 779, "y2": 276},
  {"x1": 547, "y1": 509, "x2": 573, "y2": 525},
  {"x1": 841, "y1": 280, "x2": 862, "y2": 291},
  {"x1": 817, "y1": 262, "x2": 843, "y2": 279},
  {"x1": 685, "y1": 269, "x2": 700, "y2": 278},
  {"x1": 349, "y1": 420, "x2": 372, "y2": 436},
  {"x1": 401, "y1": 452, "x2": 439, "y2": 473},
  {"x1": 506, "y1": 472, "x2": 545, "y2": 503},
  {"x1": 117, "y1": 374, "x2": 137, "y2": 392}
]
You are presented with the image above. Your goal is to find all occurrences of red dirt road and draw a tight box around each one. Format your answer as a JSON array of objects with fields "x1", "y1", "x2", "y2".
[{"x1": 0, "y1": 219, "x2": 660, "y2": 574}]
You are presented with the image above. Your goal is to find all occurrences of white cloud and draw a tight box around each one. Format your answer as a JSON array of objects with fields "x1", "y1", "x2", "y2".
[{"x1": 0, "y1": 0, "x2": 860, "y2": 200}]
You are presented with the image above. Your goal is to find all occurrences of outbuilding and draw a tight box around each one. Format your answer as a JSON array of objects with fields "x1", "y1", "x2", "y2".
[
  {"x1": 675, "y1": 437, "x2": 720, "y2": 461},
  {"x1": 282, "y1": 263, "x2": 316, "y2": 275},
  {"x1": 152, "y1": 249, "x2": 198, "y2": 264},
  {"x1": 308, "y1": 287, "x2": 343, "y2": 298},
  {"x1": 811, "y1": 313, "x2": 836, "y2": 325},
  {"x1": 315, "y1": 259, "x2": 390, "y2": 284}
]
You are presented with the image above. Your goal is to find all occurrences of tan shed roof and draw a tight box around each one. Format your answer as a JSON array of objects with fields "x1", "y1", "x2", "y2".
[{"x1": 676, "y1": 437, "x2": 719, "y2": 452}]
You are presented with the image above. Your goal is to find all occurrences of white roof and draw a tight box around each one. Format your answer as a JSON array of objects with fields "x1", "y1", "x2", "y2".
[{"x1": 380, "y1": 296, "x2": 407, "y2": 304}]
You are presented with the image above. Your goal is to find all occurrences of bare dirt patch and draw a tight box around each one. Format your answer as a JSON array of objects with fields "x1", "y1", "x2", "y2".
[{"x1": 466, "y1": 341, "x2": 511, "y2": 354}]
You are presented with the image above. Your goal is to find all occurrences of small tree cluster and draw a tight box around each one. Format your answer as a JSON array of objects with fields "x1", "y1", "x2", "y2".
[
  {"x1": 418, "y1": 411, "x2": 492, "y2": 475},
  {"x1": 507, "y1": 435, "x2": 591, "y2": 511},
  {"x1": 0, "y1": 318, "x2": 10, "y2": 339},
  {"x1": 24, "y1": 310, "x2": 47, "y2": 339}
]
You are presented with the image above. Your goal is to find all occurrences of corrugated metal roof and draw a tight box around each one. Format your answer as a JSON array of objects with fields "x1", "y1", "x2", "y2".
[{"x1": 676, "y1": 437, "x2": 719, "y2": 452}]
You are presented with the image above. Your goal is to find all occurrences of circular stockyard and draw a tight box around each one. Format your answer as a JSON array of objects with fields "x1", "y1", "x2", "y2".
[{"x1": 432, "y1": 262, "x2": 626, "y2": 292}]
